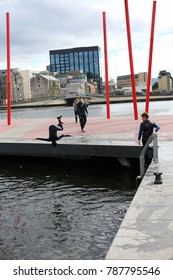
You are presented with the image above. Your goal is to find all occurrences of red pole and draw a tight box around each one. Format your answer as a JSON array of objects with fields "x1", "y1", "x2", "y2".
[
  {"x1": 124, "y1": 0, "x2": 138, "y2": 120},
  {"x1": 6, "y1": 12, "x2": 11, "y2": 125},
  {"x1": 145, "y1": 1, "x2": 157, "y2": 113},
  {"x1": 102, "y1": 11, "x2": 110, "y2": 119}
]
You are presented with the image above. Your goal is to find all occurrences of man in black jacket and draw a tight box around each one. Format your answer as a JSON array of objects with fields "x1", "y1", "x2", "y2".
[
  {"x1": 76, "y1": 97, "x2": 88, "y2": 132},
  {"x1": 138, "y1": 112, "x2": 160, "y2": 147},
  {"x1": 138, "y1": 112, "x2": 160, "y2": 169},
  {"x1": 36, "y1": 115, "x2": 71, "y2": 146}
]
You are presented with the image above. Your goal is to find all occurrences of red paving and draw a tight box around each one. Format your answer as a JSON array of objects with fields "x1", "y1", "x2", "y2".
[{"x1": 0, "y1": 114, "x2": 172, "y2": 143}]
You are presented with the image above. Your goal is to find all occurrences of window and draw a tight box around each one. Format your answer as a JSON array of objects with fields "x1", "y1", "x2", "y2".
[
  {"x1": 84, "y1": 52, "x2": 88, "y2": 73},
  {"x1": 79, "y1": 52, "x2": 84, "y2": 71},
  {"x1": 60, "y1": 54, "x2": 64, "y2": 62},
  {"x1": 55, "y1": 54, "x2": 59, "y2": 64},
  {"x1": 74, "y1": 52, "x2": 79, "y2": 70},
  {"x1": 57, "y1": 67, "x2": 60, "y2": 73},
  {"x1": 70, "y1": 53, "x2": 74, "y2": 70},
  {"x1": 50, "y1": 54, "x2": 55, "y2": 64}
]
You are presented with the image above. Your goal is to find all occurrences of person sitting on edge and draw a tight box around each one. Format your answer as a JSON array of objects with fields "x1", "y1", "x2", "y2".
[
  {"x1": 36, "y1": 115, "x2": 71, "y2": 146},
  {"x1": 138, "y1": 112, "x2": 160, "y2": 147}
]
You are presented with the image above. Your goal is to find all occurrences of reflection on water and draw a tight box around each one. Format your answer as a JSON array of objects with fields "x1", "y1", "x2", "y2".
[{"x1": 0, "y1": 157, "x2": 138, "y2": 260}]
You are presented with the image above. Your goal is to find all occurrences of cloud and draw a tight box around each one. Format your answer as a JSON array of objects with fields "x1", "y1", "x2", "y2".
[{"x1": 0, "y1": 0, "x2": 173, "y2": 79}]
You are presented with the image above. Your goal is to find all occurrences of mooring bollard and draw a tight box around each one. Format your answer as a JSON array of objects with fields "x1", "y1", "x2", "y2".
[{"x1": 154, "y1": 172, "x2": 162, "y2": 184}]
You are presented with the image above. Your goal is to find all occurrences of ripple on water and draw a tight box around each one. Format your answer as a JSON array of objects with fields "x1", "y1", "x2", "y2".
[{"x1": 0, "y1": 159, "x2": 137, "y2": 260}]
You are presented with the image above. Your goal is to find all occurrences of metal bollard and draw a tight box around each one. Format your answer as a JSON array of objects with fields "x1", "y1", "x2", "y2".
[{"x1": 153, "y1": 172, "x2": 162, "y2": 184}]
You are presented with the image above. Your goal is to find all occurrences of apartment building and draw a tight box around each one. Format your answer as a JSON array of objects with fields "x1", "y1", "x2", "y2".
[
  {"x1": 158, "y1": 70, "x2": 173, "y2": 91},
  {"x1": 117, "y1": 72, "x2": 148, "y2": 92},
  {"x1": 30, "y1": 73, "x2": 60, "y2": 100},
  {"x1": 0, "y1": 69, "x2": 60, "y2": 102},
  {"x1": 20, "y1": 70, "x2": 40, "y2": 100},
  {"x1": 0, "y1": 68, "x2": 24, "y2": 102}
]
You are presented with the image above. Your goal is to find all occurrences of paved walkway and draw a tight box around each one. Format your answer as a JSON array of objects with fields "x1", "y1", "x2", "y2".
[
  {"x1": 106, "y1": 142, "x2": 173, "y2": 259},
  {"x1": 104, "y1": 115, "x2": 173, "y2": 260},
  {"x1": 0, "y1": 114, "x2": 172, "y2": 144}
]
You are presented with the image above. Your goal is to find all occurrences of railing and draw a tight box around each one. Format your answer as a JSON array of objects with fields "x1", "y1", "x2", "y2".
[{"x1": 139, "y1": 134, "x2": 158, "y2": 178}]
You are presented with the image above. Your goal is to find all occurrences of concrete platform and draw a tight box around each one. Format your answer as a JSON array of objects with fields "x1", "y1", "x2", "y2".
[
  {"x1": 1, "y1": 113, "x2": 173, "y2": 259},
  {"x1": 0, "y1": 114, "x2": 172, "y2": 143},
  {"x1": 0, "y1": 114, "x2": 172, "y2": 161},
  {"x1": 0, "y1": 115, "x2": 145, "y2": 159},
  {"x1": 106, "y1": 136, "x2": 173, "y2": 259}
]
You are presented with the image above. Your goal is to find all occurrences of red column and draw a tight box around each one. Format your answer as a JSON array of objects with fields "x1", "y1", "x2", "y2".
[
  {"x1": 102, "y1": 11, "x2": 110, "y2": 119},
  {"x1": 6, "y1": 12, "x2": 11, "y2": 125},
  {"x1": 124, "y1": 0, "x2": 138, "y2": 120},
  {"x1": 145, "y1": 1, "x2": 157, "y2": 113}
]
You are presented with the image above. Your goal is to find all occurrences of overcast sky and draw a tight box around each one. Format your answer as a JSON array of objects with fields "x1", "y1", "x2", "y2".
[{"x1": 0, "y1": 0, "x2": 172, "y2": 80}]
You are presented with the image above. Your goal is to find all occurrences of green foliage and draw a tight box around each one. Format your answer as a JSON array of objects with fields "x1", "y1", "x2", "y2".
[{"x1": 152, "y1": 82, "x2": 158, "y2": 90}]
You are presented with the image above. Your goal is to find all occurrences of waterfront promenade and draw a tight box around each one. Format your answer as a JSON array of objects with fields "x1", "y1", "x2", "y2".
[
  {"x1": 106, "y1": 140, "x2": 173, "y2": 259},
  {"x1": 0, "y1": 111, "x2": 173, "y2": 259},
  {"x1": 0, "y1": 113, "x2": 172, "y2": 146},
  {"x1": 0, "y1": 115, "x2": 143, "y2": 159}
]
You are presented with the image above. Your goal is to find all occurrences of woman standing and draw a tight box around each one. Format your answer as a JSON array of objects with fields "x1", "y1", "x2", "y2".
[{"x1": 73, "y1": 98, "x2": 79, "y2": 123}]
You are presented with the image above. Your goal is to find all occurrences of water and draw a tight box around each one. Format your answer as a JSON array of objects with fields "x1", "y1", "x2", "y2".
[
  {"x1": 0, "y1": 157, "x2": 138, "y2": 260},
  {"x1": 1, "y1": 99, "x2": 173, "y2": 120}
]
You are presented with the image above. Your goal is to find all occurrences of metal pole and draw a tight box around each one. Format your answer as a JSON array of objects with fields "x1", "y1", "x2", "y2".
[
  {"x1": 145, "y1": 1, "x2": 157, "y2": 113},
  {"x1": 102, "y1": 11, "x2": 110, "y2": 119},
  {"x1": 124, "y1": 0, "x2": 138, "y2": 120},
  {"x1": 153, "y1": 134, "x2": 158, "y2": 163},
  {"x1": 6, "y1": 12, "x2": 11, "y2": 125}
]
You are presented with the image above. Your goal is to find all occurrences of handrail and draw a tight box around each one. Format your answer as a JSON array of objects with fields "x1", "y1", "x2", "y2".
[{"x1": 139, "y1": 134, "x2": 158, "y2": 178}]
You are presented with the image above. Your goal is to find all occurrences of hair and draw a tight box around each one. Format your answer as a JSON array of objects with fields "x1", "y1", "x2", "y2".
[{"x1": 141, "y1": 112, "x2": 149, "y2": 119}]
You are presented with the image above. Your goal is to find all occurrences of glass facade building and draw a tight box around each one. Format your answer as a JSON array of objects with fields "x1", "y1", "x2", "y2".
[{"x1": 48, "y1": 46, "x2": 101, "y2": 92}]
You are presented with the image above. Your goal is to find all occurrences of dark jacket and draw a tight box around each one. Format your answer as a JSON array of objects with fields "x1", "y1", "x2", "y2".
[
  {"x1": 76, "y1": 102, "x2": 88, "y2": 117},
  {"x1": 138, "y1": 120, "x2": 160, "y2": 141}
]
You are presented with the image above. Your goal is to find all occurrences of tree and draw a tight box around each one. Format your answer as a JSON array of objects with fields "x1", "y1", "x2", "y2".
[{"x1": 152, "y1": 82, "x2": 158, "y2": 91}]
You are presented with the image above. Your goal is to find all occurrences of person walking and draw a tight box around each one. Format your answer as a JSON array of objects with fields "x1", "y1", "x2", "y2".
[
  {"x1": 73, "y1": 98, "x2": 79, "y2": 123},
  {"x1": 36, "y1": 115, "x2": 71, "y2": 146},
  {"x1": 76, "y1": 97, "x2": 88, "y2": 132},
  {"x1": 138, "y1": 112, "x2": 160, "y2": 146}
]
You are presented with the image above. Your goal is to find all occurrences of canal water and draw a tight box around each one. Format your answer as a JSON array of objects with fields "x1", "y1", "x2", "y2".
[
  {"x1": 0, "y1": 156, "x2": 138, "y2": 260},
  {"x1": 0, "y1": 102, "x2": 151, "y2": 260}
]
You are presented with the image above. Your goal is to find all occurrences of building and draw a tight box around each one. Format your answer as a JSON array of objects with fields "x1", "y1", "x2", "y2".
[
  {"x1": 47, "y1": 46, "x2": 101, "y2": 92},
  {"x1": 0, "y1": 69, "x2": 60, "y2": 102},
  {"x1": 117, "y1": 72, "x2": 148, "y2": 92},
  {"x1": 30, "y1": 73, "x2": 60, "y2": 100},
  {"x1": 20, "y1": 70, "x2": 40, "y2": 100},
  {"x1": 158, "y1": 70, "x2": 173, "y2": 91},
  {"x1": 57, "y1": 70, "x2": 97, "y2": 95},
  {"x1": 0, "y1": 68, "x2": 24, "y2": 102},
  {"x1": 102, "y1": 79, "x2": 116, "y2": 96}
]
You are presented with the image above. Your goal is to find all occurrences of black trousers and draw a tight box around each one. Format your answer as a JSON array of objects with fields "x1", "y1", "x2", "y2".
[
  {"x1": 142, "y1": 138, "x2": 153, "y2": 168},
  {"x1": 79, "y1": 114, "x2": 87, "y2": 130}
]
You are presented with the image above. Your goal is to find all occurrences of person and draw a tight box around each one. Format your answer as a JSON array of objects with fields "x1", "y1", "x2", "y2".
[
  {"x1": 138, "y1": 112, "x2": 160, "y2": 147},
  {"x1": 73, "y1": 98, "x2": 79, "y2": 123},
  {"x1": 76, "y1": 97, "x2": 88, "y2": 132},
  {"x1": 36, "y1": 115, "x2": 71, "y2": 146},
  {"x1": 138, "y1": 112, "x2": 160, "y2": 169}
]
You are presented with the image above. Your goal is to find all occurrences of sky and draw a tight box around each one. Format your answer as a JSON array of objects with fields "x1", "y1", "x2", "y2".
[{"x1": 0, "y1": 0, "x2": 173, "y2": 80}]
